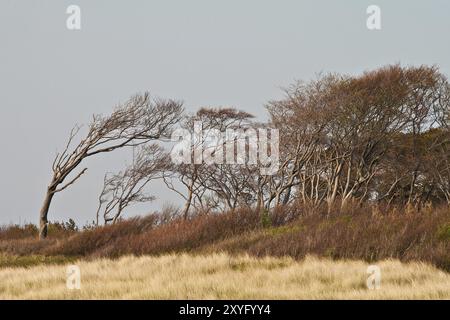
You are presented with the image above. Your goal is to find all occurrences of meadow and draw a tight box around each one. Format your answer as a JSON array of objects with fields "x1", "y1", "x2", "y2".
[{"x1": 0, "y1": 203, "x2": 449, "y2": 299}]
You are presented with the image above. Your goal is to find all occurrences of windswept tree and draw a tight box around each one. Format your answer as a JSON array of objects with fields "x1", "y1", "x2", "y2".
[
  {"x1": 39, "y1": 93, "x2": 183, "y2": 239},
  {"x1": 266, "y1": 75, "x2": 341, "y2": 208},
  {"x1": 97, "y1": 144, "x2": 169, "y2": 225},
  {"x1": 265, "y1": 65, "x2": 450, "y2": 212},
  {"x1": 165, "y1": 107, "x2": 255, "y2": 217}
]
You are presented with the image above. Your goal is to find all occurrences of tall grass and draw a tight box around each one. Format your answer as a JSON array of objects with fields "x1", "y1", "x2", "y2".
[{"x1": 0, "y1": 253, "x2": 449, "y2": 299}]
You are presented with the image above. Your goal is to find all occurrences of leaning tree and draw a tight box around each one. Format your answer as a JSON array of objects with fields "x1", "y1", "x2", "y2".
[
  {"x1": 96, "y1": 144, "x2": 169, "y2": 225},
  {"x1": 39, "y1": 93, "x2": 183, "y2": 239}
]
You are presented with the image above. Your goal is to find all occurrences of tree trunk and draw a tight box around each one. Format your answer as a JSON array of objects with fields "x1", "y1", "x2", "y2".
[
  {"x1": 182, "y1": 187, "x2": 193, "y2": 220},
  {"x1": 282, "y1": 186, "x2": 292, "y2": 205},
  {"x1": 39, "y1": 188, "x2": 55, "y2": 240}
]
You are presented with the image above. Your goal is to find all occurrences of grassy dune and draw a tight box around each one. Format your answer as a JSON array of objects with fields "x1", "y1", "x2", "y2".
[{"x1": 0, "y1": 253, "x2": 449, "y2": 299}]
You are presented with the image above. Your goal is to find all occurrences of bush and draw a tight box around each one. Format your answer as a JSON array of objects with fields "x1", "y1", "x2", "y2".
[{"x1": 1, "y1": 204, "x2": 449, "y2": 271}]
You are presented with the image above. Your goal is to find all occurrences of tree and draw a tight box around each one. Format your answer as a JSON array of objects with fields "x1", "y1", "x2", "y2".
[
  {"x1": 39, "y1": 93, "x2": 183, "y2": 239},
  {"x1": 97, "y1": 144, "x2": 169, "y2": 225},
  {"x1": 165, "y1": 107, "x2": 254, "y2": 217},
  {"x1": 265, "y1": 65, "x2": 450, "y2": 212}
]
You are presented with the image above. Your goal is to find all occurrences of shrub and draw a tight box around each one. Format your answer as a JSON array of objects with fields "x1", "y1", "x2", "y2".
[{"x1": 1, "y1": 204, "x2": 449, "y2": 271}]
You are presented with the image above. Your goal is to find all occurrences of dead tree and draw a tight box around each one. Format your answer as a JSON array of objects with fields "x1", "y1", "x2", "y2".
[{"x1": 39, "y1": 93, "x2": 183, "y2": 239}]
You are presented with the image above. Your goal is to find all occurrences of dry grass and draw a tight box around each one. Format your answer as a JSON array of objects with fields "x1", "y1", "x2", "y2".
[{"x1": 0, "y1": 253, "x2": 449, "y2": 299}]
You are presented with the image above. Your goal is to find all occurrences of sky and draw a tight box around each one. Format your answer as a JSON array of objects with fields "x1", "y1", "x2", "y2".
[{"x1": 0, "y1": 0, "x2": 449, "y2": 226}]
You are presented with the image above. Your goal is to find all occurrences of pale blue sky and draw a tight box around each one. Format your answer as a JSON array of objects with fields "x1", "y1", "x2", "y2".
[{"x1": 0, "y1": 0, "x2": 449, "y2": 225}]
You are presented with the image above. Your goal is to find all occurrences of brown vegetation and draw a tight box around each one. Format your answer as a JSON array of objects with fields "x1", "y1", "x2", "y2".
[{"x1": 1, "y1": 203, "x2": 449, "y2": 271}]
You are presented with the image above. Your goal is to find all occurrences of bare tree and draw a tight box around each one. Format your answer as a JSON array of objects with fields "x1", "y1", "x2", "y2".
[
  {"x1": 164, "y1": 107, "x2": 254, "y2": 218},
  {"x1": 264, "y1": 65, "x2": 450, "y2": 212},
  {"x1": 39, "y1": 93, "x2": 183, "y2": 239},
  {"x1": 97, "y1": 144, "x2": 169, "y2": 225}
]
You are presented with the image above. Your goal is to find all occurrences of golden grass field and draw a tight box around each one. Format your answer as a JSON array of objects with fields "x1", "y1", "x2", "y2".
[{"x1": 0, "y1": 253, "x2": 449, "y2": 299}]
